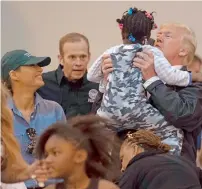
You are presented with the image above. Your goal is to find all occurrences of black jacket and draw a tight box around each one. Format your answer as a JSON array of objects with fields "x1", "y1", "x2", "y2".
[
  {"x1": 119, "y1": 151, "x2": 202, "y2": 189},
  {"x1": 147, "y1": 80, "x2": 202, "y2": 163}
]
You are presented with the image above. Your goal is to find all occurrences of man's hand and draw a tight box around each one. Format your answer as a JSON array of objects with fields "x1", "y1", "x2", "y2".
[
  {"x1": 133, "y1": 50, "x2": 157, "y2": 80},
  {"x1": 101, "y1": 54, "x2": 113, "y2": 80}
]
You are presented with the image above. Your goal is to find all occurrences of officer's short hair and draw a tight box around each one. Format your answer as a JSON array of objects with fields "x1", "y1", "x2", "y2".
[{"x1": 59, "y1": 33, "x2": 90, "y2": 56}]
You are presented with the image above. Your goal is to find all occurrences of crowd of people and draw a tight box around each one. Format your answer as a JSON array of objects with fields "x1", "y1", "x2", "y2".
[{"x1": 1, "y1": 5, "x2": 202, "y2": 189}]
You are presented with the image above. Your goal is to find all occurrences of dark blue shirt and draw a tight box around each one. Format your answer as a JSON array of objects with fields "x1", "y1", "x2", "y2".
[{"x1": 37, "y1": 66, "x2": 99, "y2": 118}]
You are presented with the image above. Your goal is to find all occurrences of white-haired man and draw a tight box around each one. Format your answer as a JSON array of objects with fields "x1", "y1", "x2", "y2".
[
  {"x1": 133, "y1": 23, "x2": 202, "y2": 163},
  {"x1": 100, "y1": 23, "x2": 202, "y2": 163}
]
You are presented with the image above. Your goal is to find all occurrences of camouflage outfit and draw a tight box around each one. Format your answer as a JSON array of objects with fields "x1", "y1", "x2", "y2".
[{"x1": 97, "y1": 45, "x2": 184, "y2": 155}]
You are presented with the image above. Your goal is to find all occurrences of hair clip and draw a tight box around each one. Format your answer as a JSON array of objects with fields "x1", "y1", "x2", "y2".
[
  {"x1": 145, "y1": 11, "x2": 152, "y2": 19},
  {"x1": 128, "y1": 8, "x2": 133, "y2": 15},
  {"x1": 119, "y1": 23, "x2": 123, "y2": 30},
  {"x1": 128, "y1": 34, "x2": 136, "y2": 42},
  {"x1": 152, "y1": 23, "x2": 158, "y2": 30}
]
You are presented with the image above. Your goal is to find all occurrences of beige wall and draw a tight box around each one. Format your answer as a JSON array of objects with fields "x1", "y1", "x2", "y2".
[{"x1": 2, "y1": 1, "x2": 202, "y2": 72}]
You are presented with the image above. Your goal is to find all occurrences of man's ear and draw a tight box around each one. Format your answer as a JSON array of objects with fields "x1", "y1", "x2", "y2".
[
  {"x1": 179, "y1": 47, "x2": 188, "y2": 57},
  {"x1": 58, "y1": 54, "x2": 64, "y2": 66},
  {"x1": 74, "y1": 149, "x2": 88, "y2": 164}
]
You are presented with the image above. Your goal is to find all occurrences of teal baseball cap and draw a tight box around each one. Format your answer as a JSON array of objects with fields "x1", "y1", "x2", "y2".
[{"x1": 1, "y1": 50, "x2": 51, "y2": 81}]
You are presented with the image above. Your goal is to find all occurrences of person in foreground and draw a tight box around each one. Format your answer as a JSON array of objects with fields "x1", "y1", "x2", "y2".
[
  {"x1": 35, "y1": 115, "x2": 120, "y2": 189},
  {"x1": 119, "y1": 130, "x2": 202, "y2": 189},
  {"x1": 1, "y1": 83, "x2": 50, "y2": 188}
]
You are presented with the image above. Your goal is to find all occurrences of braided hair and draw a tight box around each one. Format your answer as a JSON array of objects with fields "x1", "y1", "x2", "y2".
[
  {"x1": 124, "y1": 129, "x2": 171, "y2": 153},
  {"x1": 117, "y1": 7, "x2": 157, "y2": 44}
]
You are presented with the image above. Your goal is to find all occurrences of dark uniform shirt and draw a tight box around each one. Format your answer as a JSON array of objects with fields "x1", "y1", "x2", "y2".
[{"x1": 37, "y1": 66, "x2": 99, "y2": 118}]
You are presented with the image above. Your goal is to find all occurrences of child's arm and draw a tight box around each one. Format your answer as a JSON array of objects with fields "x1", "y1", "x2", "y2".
[
  {"x1": 87, "y1": 46, "x2": 119, "y2": 83},
  {"x1": 99, "y1": 79, "x2": 107, "y2": 93},
  {"x1": 87, "y1": 54, "x2": 104, "y2": 83},
  {"x1": 145, "y1": 46, "x2": 191, "y2": 86}
]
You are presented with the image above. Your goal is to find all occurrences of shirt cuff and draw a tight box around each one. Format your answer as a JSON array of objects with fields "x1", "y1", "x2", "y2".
[{"x1": 143, "y1": 76, "x2": 160, "y2": 89}]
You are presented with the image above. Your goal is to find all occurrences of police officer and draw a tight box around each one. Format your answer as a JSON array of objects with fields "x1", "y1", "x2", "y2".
[{"x1": 38, "y1": 33, "x2": 99, "y2": 118}]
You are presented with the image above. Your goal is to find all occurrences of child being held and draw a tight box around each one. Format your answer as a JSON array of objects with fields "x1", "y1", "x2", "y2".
[{"x1": 87, "y1": 7, "x2": 197, "y2": 155}]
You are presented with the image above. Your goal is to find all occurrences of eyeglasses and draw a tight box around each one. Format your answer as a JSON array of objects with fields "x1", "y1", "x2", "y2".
[{"x1": 26, "y1": 128, "x2": 37, "y2": 154}]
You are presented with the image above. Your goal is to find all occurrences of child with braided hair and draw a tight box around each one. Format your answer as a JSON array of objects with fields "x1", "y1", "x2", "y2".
[
  {"x1": 118, "y1": 130, "x2": 202, "y2": 189},
  {"x1": 87, "y1": 7, "x2": 201, "y2": 155}
]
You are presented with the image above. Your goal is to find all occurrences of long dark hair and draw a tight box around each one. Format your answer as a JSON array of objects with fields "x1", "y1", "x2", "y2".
[{"x1": 35, "y1": 115, "x2": 121, "y2": 181}]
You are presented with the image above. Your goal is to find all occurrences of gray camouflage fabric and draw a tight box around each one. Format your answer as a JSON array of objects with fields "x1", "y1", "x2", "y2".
[{"x1": 97, "y1": 44, "x2": 183, "y2": 155}]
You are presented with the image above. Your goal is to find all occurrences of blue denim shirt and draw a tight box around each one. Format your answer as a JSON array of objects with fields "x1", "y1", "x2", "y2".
[{"x1": 9, "y1": 93, "x2": 66, "y2": 188}]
